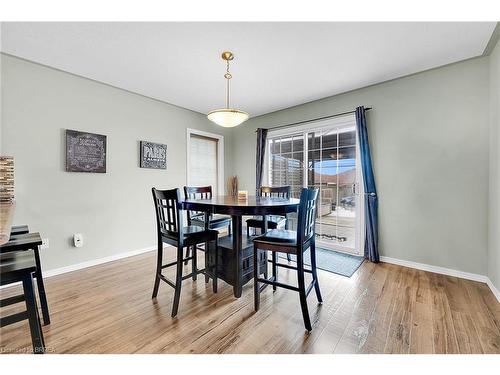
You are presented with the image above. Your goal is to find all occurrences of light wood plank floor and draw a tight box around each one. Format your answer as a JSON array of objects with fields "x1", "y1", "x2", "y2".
[{"x1": 1, "y1": 249, "x2": 499, "y2": 354}]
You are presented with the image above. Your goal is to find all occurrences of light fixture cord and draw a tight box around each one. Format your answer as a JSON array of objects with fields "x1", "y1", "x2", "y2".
[{"x1": 225, "y1": 59, "x2": 231, "y2": 109}]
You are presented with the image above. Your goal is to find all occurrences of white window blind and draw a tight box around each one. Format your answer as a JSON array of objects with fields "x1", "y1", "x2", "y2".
[{"x1": 189, "y1": 134, "x2": 218, "y2": 193}]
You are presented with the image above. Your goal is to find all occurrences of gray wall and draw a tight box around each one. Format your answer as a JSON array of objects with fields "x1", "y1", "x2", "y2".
[
  {"x1": 0, "y1": 54, "x2": 233, "y2": 271},
  {"x1": 488, "y1": 39, "x2": 500, "y2": 290},
  {"x1": 231, "y1": 57, "x2": 490, "y2": 275}
]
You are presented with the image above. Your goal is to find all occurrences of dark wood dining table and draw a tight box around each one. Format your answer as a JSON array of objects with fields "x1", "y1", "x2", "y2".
[{"x1": 183, "y1": 195, "x2": 300, "y2": 297}]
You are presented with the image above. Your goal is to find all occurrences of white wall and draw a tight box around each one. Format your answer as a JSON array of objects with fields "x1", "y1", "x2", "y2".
[
  {"x1": 231, "y1": 57, "x2": 490, "y2": 276},
  {"x1": 488, "y1": 38, "x2": 500, "y2": 291},
  {"x1": 1, "y1": 54, "x2": 233, "y2": 271}
]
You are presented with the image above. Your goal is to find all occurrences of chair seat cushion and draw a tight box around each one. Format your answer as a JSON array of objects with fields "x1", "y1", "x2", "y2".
[
  {"x1": 191, "y1": 214, "x2": 231, "y2": 229},
  {"x1": 183, "y1": 226, "x2": 218, "y2": 246},
  {"x1": 253, "y1": 229, "x2": 297, "y2": 246},
  {"x1": 246, "y1": 216, "x2": 286, "y2": 229}
]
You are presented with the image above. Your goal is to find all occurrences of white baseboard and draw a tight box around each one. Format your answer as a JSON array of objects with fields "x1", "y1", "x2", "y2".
[
  {"x1": 0, "y1": 245, "x2": 157, "y2": 289},
  {"x1": 486, "y1": 278, "x2": 500, "y2": 302},
  {"x1": 380, "y1": 256, "x2": 500, "y2": 302},
  {"x1": 43, "y1": 245, "x2": 157, "y2": 278},
  {"x1": 3, "y1": 245, "x2": 498, "y2": 304}
]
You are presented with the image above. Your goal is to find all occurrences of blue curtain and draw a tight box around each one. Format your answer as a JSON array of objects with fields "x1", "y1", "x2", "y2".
[
  {"x1": 355, "y1": 106, "x2": 379, "y2": 262},
  {"x1": 256, "y1": 128, "x2": 268, "y2": 195}
]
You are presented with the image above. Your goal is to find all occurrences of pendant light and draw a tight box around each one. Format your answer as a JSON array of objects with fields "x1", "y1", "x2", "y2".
[{"x1": 207, "y1": 51, "x2": 249, "y2": 127}]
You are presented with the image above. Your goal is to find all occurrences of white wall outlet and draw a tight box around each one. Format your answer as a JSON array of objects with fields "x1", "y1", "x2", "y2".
[
  {"x1": 40, "y1": 238, "x2": 49, "y2": 250},
  {"x1": 73, "y1": 233, "x2": 83, "y2": 248}
]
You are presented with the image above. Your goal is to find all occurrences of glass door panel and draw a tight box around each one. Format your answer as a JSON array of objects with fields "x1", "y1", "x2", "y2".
[{"x1": 268, "y1": 121, "x2": 360, "y2": 255}]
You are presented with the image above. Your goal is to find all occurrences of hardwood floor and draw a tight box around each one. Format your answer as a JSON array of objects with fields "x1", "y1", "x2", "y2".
[{"x1": 1, "y1": 249, "x2": 499, "y2": 354}]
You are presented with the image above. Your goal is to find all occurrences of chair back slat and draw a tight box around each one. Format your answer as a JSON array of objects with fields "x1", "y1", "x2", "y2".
[
  {"x1": 152, "y1": 188, "x2": 183, "y2": 240},
  {"x1": 260, "y1": 186, "x2": 291, "y2": 199},
  {"x1": 184, "y1": 186, "x2": 213, "y2": 224},
  {"x1": 296, "y1": 188, "x2": 319, "y2": 247}
]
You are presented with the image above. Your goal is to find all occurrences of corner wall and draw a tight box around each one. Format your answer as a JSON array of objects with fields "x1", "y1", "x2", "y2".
[
  {"x1": 231, "y1": 57, "x2": 490, "y2": 276},
  {"x1": 0, "y1": 54, "x2": 233, "y2": 271},
  {"x1": 488, "y1": 38, "x2": 500, "y2": 292}
]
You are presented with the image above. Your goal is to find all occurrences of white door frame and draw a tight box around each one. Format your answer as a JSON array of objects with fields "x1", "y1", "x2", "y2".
[
  {"x1": 265, "y1": 114, "x2": 363, "y2": 255},
  {"x1": 186, "y1": 128, "x2": 225, "y2": 195}
]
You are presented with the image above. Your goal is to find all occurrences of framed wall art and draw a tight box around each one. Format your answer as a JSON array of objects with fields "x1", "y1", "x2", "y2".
[
  {"x1": 66, "y1": 129, "x2": 107, "y2": 173},
  {"x1": 140, "y1": 141, "x2": 167, "y2": 169}
]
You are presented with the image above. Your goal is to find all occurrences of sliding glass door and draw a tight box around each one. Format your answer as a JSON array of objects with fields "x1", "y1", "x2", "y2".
[{"x1": 266, "y1": 116, "x2": 362, "y2": 255}]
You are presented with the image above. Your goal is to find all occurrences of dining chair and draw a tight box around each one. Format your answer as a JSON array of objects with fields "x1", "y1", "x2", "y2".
[
  {"x1": 247, "y1": 186, "x2": 292, "y2": 262},
  {"x1": 252, "y1": 187, "x2": 322, "y2": 332},
  {"x1": 0, "y1": 250, "x2": 45, "y2": 353},
  {"x1": 151, "y1": 188, "x2": 219, "y2": 317},
  {"x1": 183, "y1": 186, "x2": 231, "y2": 265},
  {"x1": 0, "y1": 229, "x2": 50, "y2": 325}
]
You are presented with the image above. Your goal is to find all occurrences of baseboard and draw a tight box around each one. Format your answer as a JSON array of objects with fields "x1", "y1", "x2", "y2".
[
  {"x1": 3, "y1": 245, "x2": 498, "y2": 303},
  {"x1": 380, "y1": 256, "x2": 500, "y2": 302},
  {"x1": 43, "y1": 245, "x2": 157, "y2": 278},
  {"x1": 486, "y1": 278, "x2": 500, "y2": 303},
  {"x1": 0, "y1": 245, "x2": 157, "y2": 289},
  {"x1": 379, "y1": 256, "x2": 488, "y2": 282}
]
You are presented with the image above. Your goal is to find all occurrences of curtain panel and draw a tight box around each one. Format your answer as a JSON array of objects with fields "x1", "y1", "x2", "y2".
[
  {"x1": 355, "y1": 106, "x2": 379, "y2": 262},
  {"x1": 255, "y1": 128, "x2": 268, "y2": 195}
]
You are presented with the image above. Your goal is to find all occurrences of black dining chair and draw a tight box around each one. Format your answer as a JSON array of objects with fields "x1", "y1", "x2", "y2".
[
  {"x1": 246, "y1": 186, "x2": 291, "y2": 236},
  {"x1": 252, "y1": 187, "x2": 322, "y2": 332},
  {"x1": 151, "y1": 188, "x2": 219, "y2": 317},
  {"x1": 0, "y1": 250, "x2": 45, "y2": 354},
  {"x1": 247, "y1": 186, "x2": 292, "y2": 262},
  {"x1": 183, "y1": 186, "x2": 231, "y2": 265},
  {"x1": 0, "y1": 229, "x2": 50, "y2": 326}
]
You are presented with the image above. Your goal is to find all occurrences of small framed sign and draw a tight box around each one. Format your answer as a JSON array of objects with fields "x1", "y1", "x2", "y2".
[
  {"x1": 66, "y1": 129, "x2": 107, "y2": 173},
  {"x1": 140, "y1": 141, "x2": 167, "y2": 169}
]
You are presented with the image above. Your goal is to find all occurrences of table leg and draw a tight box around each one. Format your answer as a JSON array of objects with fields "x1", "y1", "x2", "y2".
[
  {"x1": 232, "y1": 215, "x2": 243, "y2": 298},
  {"x1": 204, "y1": 211, "x2": 210, "y2": 284}
]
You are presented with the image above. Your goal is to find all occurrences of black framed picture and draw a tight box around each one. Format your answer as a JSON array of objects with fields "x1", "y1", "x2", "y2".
[
  {"x1": 140, "y1": 141, "x2": 167, "y2": 169},
  {"x1": 66, "y1": 129, "x2": 107, "y2": 173}
]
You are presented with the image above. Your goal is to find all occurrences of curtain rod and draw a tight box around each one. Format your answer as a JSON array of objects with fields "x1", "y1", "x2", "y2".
[{"x1": 255, "y1": 107, "x2": 372, "y2": 132}]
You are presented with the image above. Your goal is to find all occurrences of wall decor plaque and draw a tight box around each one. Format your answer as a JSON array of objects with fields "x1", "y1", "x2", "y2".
[
  {"x1": 66, "y1": 130, "x2": 107, "y2": 173},
  {"x1": 140, "y1": 141, "x2": 167, "y2": 169}
]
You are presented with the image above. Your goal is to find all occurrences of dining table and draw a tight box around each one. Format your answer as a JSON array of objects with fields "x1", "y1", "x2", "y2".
[{"x1": 182, "y1": 195, "x2": 300, "y2": 298}]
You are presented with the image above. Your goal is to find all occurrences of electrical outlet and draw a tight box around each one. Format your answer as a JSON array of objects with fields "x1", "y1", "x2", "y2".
[
  {"x1": 73, "y1": 233, "x2": 83, "y2": 248},
  {"x1": 40, "y1": 238, "x2": 49, "y2": 250}
]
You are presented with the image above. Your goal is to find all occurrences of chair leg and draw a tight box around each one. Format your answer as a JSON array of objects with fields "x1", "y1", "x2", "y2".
[
  {"x1": 22, "y1": 273, "x2": 45, "y2": 354},
  {"x1": 205, "y1": 241, "x2": 210, "y2": 284},
  {"x1": 285, "y1": 217, "x2": 291, "y2": 262},
  {"x1": 263, "y1": 250, "x2": 268, "y2": 280},
  {"x1": 253, "y1": 243, "x2": 260, "y2": 311},
  {"x1": 184, "y1": 246, "x2": 190, "y2": 265},
  {"x1": 309, "y1": 241, "x2": 323, "y2": 303},
  {"x1": 171, "y1": 246, "x2": 184, "y2": 317},
  {"x1": 297, "y1": 256, "x2": 313, "y2": 332},
  {"x1": 33, "y1": 247, "x2": 50, "y2": 325},
  {"x1": 228, "y1": 223, "x2": 231, "y2": 236},
  {"x1": 213, "y1": 239, "x2": 218, "y2": 293},
  {"x1": 191, "y1": 245, "x2": 197, "y2": 281},
  {"x1": 246, "y1": 225, "x2": 250, "y2": 237},
  {"x1": 272, "y1": 252, "x2": 277, "y2": 291},
  {"x1": 152, "y1": 241, "x2": 163, "y2": 298}
]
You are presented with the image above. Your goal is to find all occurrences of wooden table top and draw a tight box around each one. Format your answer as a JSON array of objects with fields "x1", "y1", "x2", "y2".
[
  {"x1": 182, "y1": 195, "x2": 300, "y2": 216},
  {"x1": 183, "y1": 195, "x2": 300, "y2": 207},
  {"x1": 0, "y1": 202, "x2": 15, "y2": 246}
]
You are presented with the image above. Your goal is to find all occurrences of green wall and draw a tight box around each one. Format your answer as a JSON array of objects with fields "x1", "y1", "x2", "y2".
[{"x1": 231, "y1": 57, "x2": 490, "y2": 276}]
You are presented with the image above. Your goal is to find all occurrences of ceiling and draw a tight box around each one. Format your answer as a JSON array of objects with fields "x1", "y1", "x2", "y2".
[{"x1": 1, "y1": 22, "x2": 496, "y2": 117}]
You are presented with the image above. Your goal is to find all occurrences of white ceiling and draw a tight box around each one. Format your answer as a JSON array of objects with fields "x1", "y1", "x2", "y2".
[{"x1": 1, "y1": 22, "x2": 496, "y2": 117}]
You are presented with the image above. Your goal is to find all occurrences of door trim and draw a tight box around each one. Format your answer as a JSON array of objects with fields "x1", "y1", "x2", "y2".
[{"x1": 186, "y1": 128, "x2": 225, "y2": 195}]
